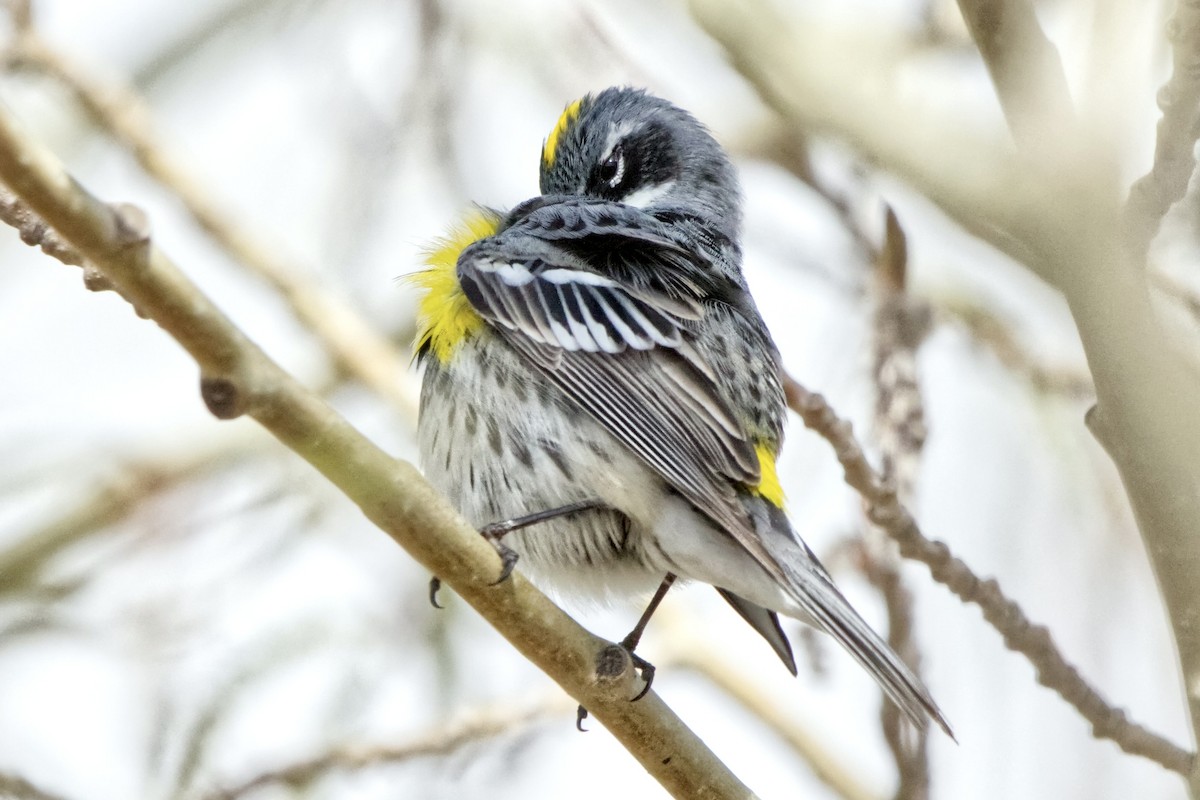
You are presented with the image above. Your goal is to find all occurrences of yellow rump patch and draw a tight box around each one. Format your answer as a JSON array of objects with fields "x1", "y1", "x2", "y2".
[
  {"x1": 752, "y1": 442, "x2": 786, "y2": 508},
  {"x1": 542, "y1": 98, "x2": 583, "y2": 167},
  {"x1": 408, "y1": 209, "x2": 501, "y2": 364}
]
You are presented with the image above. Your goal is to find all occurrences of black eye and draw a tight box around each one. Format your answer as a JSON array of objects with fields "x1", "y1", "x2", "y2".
[{"x1": 599, "y1": 144, "x2": 625, "y2": 187}]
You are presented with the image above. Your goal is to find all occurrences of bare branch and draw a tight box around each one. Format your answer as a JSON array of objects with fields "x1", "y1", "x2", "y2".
[
  {"x1": 954, "y1": 0, "x2": 1077, "y2": 155},
  {"x1": 678, "y1": 653, "x2": 880, "y2": 800},
  {"x1": 689, "y1": 0, "x2": 1087, "y2": 293},
  {"x1": 211, "y1": 698, "x2": 571, "y2": 800},
  {"x1": 0, "y1": 97, "x2": 753, "y2": 800},
  {"x1": 932, "y1": 300, "x2": 1094, "y2": 399},
  {"x1": 783, "y1": 376, "x2": 1194, "y2": 777},
  {"x1": 0, "y1": 186, "x2": 83, "y2": 266},
  {"x1": 1124, "y1": 2, "x2": 1200, "y2": 258},
  {"x1": 950, "y1": 1, "x2": 1200, "y2": 790},
  {"x1": 0, "y1": 771, "x2": 67, "y2": 800},
  {"x1": 0, "y1": 428, "x2": 265, "y2": 597},
  {"x1": 867, "y1": 208, "x2": 930, "y2": 799},
  {"x1": 689, "y1": 0, "x2": 1200, "y2": 784},
  {"x1": 4, "y1": 33, "x2": 420, "y2": 420}
]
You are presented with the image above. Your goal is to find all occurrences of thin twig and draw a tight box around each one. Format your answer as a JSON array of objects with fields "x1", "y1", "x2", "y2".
[
  {"x1": 211, "y1": 698, "x2": 571, "y2": 800},
  {"x1": 676, "y1": 653, "x2": 880, "y2": 800},
  {"x1": 0, "y1": 771, "x2": 67, "y2": 800},
  {"x1": 871, "y1": 208, "x2": 929, "y2": 499},
  {"x1": 932, "y1": 300, "x2": 1095, "y2": 399},
  {"x1": 0, "y1": 428, "x2": 264, "y2": 597},
  {"x1": 867, "y1": 207, "x2": 930, "y2": 800},
  {"x1": 0, "y1": 186, "x2": 121, "y2": 295},
  {"x1": 3, "y1": 31, "x2": 419, "y2": 421},
  {"x1": 739, "y1": 123, "x2": 878, "y2": 264},
  {"x1": 783, "y1": 375, "x2": 1195, "y2": 777},
  {"x1": 0, "y1": 185, "x2": 82, "y2": 263},
  {"x1": 1124, "y1": 1, "x2": 1200, "y2": 259}
]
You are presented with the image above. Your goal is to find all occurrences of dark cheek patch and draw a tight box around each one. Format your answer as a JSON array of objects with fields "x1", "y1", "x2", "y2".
[
  {"x1": 585, "y1": 119, "x2": 679, "y2": 200},
  {"x1": 636, "y1": 120, "x2": 679, "y2": 186}
]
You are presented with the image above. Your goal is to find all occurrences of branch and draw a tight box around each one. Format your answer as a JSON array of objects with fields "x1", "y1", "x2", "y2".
[
  {"x1": 931, "y1": 299, "x2": 1094, "y2": 399},
  {"x1": 691, "y1": 0, "x2": 1200, "y2": 784},
  {"x1": 3, "y1": 31, "x2": 420, "y2": 420},
  {"x1": 672, "y1": 645, "x2": 880, "y2": 800},
  {"x1": 212, "y1": 698, "x2": 571, "y2": 800},
  {"x1": 867, "y1": 208, "x2": 930, "y2": 799},
  {"x1": 688, "y1": 0, "x2": 1101, "y2": 295},
  {"x1": 783, "y1": 376, "x2": 1194, "y2": 777},
  {"x1": 954, "y1": 0, "x2": 1077, "y2": 156},
  {"x1": 0, "y1": 771, "x2": 67, "y2": 800},
  {"x1": 951, "y1": 2, "x2": 1200, "y2": 791},
  {"x1": 0, "y1": 186, "x2": 82, "y2": 266},
  {"x1": 0, "y1": 105, "x2": 753, "y2": 799},
  {"x1": 0, "y1": 426, "x2": 265, "y2": 597},
  {"x1": 1124, "y1": 1, "x2": 1200, "y2": 258}
]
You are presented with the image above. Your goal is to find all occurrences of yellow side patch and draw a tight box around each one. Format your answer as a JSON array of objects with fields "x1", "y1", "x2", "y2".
[
  {"x1": 408, "y1": 209, "x2": 501, "y2": 364},
  {"x1": 752, "y1": 442, "x2": 786, "y2": 508},
  {"x1": 542, "y1": 98, "x2": 583, "y2": 167}
]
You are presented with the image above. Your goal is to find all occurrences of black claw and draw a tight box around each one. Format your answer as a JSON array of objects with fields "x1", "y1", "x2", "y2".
[
  {"x1": 487, "y1": 539, "x2": 520, "y2": 585},
  {"x1": 576, "y1": 705, "x2": 589, "y2": 732},
  {"x1": 429, "y1": 576, "x2": 443, "y2": 609},
  {"x1": 473, "y1": 502, "x2": 604, "y2": 589},
  {"x1": 630, "y1": 653, "x2": 655, "y2": 702}
]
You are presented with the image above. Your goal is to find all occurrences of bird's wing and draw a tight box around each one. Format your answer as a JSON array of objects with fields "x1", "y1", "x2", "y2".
[{"x1": 457, "y1": 199, "x2": 789, "y2": 583}]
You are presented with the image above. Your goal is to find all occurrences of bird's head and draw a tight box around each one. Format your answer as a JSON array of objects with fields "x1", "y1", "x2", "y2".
[{"x1": 539, "y1": 88, "x2": 741, "y2": 232}]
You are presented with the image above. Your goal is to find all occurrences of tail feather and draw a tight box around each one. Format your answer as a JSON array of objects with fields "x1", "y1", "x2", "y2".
[
  {"x1": 756, "y1": 506, "x2": 954, "y2": 739},
  {"x1": 800, "y1": 570, "x2": 954, "y2": 739},
  {"x1": 716, "y1": 587, "x2": 798, "y2": 676}
]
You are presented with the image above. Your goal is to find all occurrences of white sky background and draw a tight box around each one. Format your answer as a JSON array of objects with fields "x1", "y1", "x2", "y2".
[{"x1": 0, "y1": 0, "x2": 1193, "y2": 798}]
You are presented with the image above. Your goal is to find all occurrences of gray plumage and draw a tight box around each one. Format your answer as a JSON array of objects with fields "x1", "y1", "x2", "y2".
[{"x1": 416, "y1": 87, "x2": 951, "y2": 737}]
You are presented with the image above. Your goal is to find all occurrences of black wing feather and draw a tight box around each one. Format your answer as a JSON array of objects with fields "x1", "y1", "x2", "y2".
[{"x1": 458, "y1": 198, "x2": 789, "y2": 584}]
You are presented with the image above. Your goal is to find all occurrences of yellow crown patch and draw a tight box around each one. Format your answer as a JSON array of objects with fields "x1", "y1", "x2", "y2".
[{"x1": 542, "y1": 98, "x2": 583, "y2": 168}]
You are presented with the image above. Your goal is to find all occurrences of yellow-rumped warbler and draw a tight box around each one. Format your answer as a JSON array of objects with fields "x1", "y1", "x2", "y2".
[{"x1": 412, "y1": 87, "x2": 950, "y2": 735}]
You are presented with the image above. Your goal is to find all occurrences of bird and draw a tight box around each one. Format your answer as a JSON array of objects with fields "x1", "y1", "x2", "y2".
[{"x1": 411, "y1": 86, "x2": 951, "y2": 736}]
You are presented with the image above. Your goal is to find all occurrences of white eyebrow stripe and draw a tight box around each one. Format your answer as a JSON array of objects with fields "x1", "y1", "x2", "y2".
[
  {"x1": 600, "y1": 120, "x2": 638, "y2": 163},
  {"x1": 622, "y1": 180, "x2": 676, "y2": 209}
]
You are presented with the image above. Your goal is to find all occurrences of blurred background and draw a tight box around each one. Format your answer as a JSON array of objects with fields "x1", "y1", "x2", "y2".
[{"x1": 0, "y1": 0, "x2": 1194, "y2": 798}]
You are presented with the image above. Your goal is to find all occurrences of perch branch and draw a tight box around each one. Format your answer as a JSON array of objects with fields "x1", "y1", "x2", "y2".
[
  {"x1": 3, "y1": 31, "x2": 420, "y2": 421},
  {"x1": 0, "y1": 103, "x2": 752, "y2": 800}
]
